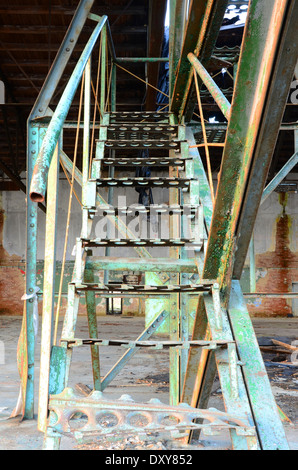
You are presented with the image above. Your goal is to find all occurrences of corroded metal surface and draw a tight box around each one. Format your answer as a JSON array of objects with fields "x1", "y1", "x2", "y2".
[
  {"x1": 25, "y1": 0, "x2": 294, "y2": 451},
  {"x1": 46, "y1": 388, "x2": 257, "y2": 444}
]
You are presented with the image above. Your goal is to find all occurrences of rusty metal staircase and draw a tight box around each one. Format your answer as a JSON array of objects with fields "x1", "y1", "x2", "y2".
[
  {"x1": 21, "y1": 0, "x2": 297, "y2": 451},
  {"x1": 42, "y1": 110, "x2": 260, "y2": 450}
]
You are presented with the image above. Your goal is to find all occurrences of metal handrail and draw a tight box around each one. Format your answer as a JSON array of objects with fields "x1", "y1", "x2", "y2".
[{"x1": 29, "y1": 15, "x2": 108, "y2": 203}]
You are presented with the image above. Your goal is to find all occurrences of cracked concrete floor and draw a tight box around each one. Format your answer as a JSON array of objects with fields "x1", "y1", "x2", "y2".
[{"x1": 0, "y1": 316, "x2": 297, "y2": 450}]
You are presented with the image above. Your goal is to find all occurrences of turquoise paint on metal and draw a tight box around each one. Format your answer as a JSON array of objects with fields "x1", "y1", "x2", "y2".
[
  {"x1": 49, "y1": 346, "x2": 67, "y2": 395},
  {"x1": 23, "y1": 126, "x2": 38, "y2": 419},
  {"x1": 23, "y1": 124, "x2": 47, "y2": 419},
  {"x1": 29, "y1": 16, "x2": 107, "y2": 203}
]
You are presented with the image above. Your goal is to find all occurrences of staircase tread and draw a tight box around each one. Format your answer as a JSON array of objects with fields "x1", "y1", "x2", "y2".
[
  {"x1": 81, "y1": 237, "x2": 203, "y2": 247},
  {"x1": 73, "y1": 282, "x2": 212, "y2": 292}
]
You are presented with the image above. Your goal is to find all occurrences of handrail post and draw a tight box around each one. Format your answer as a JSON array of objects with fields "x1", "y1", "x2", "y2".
[
  {"x1": 100, "y1": 24, "x2": 107, "y2": 117},
  {"x1": 111, "y1": 62, "x2": 117, "y2": 112}
]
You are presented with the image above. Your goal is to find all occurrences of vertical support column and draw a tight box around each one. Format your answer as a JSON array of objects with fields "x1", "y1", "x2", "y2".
[
  {"x1": 82, "y1": 58, "x2": 92, "y2": 239},
  {"x1": 100, "y1": 25, "x2": 107, "y2": 118},
  {"x1": 169, "y1": 149, "x2": 180, "y2": 405},
  {"x1": 180, "y1": 134, "x2": 192, "y2": 391},
  {"x1": 85, "y1": 265, "x2": 101, "y2": 391},
  {"x1": 23, "y1": 124, "x2": 42, "y2": 418},
  {"x1": 82, "y1": 58, "x2": 91, "y2": 193},
  {"x1": 101, "y1": 27, "x2": 112, "y2": 288},
  {"x1": 229, "y1": 280, "x2": 290, "y2": 450},
  {"x1": 111, "y1": 62, "x2": 117, "y2": 112},
  {"x1": 169, "y1": 0, "x2": 186, "y2": 99},
  {"x1": 38, "y1": 142, "x2": 60, "y2": 432}
]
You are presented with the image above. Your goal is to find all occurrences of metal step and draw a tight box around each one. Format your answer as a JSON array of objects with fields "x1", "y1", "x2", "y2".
[
  {"x1": 81, "y1": 237, "x2": 203, "y2": 248},
  {"x1": 63, "y1": 338, "x2": 231, "y2": 349},
  {"x1": 95, "y1": 204, "x2": 200, "y2": 216},
  {"x1": 101, "y1": 156, "x2": 190, "y2": 167},
  {"x1": 103, "y1": 123, "x2": 180, "y2": 141},
  {"x1": 95, "y1": 177, "x2": 194, "y2": 188},
  {"x1": 97, "y1": 139, "x2": 182, "y2": 150},
  {"x1": 108, "y1": 111, "x2": 172, "y2": 123},
  {"x1": 73, "y1": 282, "x2": 213, "y2": 294},
  {"x1": 46, "y1": 388, "x2": 256, "y2": 444}
]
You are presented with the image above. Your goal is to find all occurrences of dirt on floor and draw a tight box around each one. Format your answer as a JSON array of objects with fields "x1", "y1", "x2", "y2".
[{"x1": 0, "y1": 316, "x2": 297, "y2": 450}]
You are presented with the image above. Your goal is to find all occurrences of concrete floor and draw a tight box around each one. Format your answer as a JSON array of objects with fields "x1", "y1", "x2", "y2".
[{"x1": 0, "y1": 315, "x2": 297, "y2": 450}]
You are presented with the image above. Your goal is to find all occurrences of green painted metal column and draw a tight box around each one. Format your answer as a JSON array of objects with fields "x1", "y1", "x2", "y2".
[
  {"x1": 203, "y1": 0, "x2": 291, "y2": 291},
  {"x1": 229, "y1": 280, "x2": 290, "y2": 450}
]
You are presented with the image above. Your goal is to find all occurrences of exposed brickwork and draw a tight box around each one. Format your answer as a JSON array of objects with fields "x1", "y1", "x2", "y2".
[{"x1": 249, "y1": 194, "x2": 298, "y2": 317}]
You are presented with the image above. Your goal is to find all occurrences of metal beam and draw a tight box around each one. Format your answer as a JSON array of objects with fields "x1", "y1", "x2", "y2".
[
  {"x1": 187, "y1": 53, "x2": 231, "y2": 120},
  {"x1": 229, "y1": 281, "x2": 289, "y2": 450},
  {"x1": 261, "y1": 151, "x2": 298, "y2": 205},
  {"x1": 170, "y1": 0, "x2": 229, "y2": 120},
  {"x1": 203, "y1": 0, "x2": 292, "y2": 291}
]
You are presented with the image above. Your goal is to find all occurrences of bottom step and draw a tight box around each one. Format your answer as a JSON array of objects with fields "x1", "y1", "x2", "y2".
[{"x1": 45, "y1": 387, "x2": 257, "y2": 446}]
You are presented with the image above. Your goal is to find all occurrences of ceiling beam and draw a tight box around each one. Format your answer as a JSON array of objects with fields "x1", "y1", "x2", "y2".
[
  {"x1": 0, "y1": 25, "x2": 147, "y2": 35},
  {"x1": 0, "y1": 6, "x2": 147, "y2": 16},
  {"x1": 0, "y1": 43, "x2": 145, "y2": 53}
]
